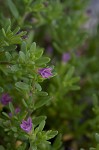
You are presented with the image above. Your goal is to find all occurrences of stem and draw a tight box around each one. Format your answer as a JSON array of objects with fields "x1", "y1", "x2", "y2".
[
  {"x1": 20, "y1": 12, "x2": 29, "y2": 26},
  {"x1": 0, "y1": 61, "x2": 12, "y2": 65}
]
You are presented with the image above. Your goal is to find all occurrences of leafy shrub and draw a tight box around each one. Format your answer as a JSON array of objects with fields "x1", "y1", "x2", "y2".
[{"x1": 0, "y1": 0, "x2": 99, "y2": 150}]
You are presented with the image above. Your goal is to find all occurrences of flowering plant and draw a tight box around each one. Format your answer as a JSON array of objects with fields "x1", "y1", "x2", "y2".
[{"x1": 0, "y1": 0, "x2": 99, "y2": 150}]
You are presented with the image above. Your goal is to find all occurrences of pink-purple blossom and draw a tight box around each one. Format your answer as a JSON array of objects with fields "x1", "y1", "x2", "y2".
[
  {"x1": 46, "y1": 46, "x2": 53, "y2": 55},
  {"x1": 0, "y1": 93, "x2": 12, "y2": 105},
  {"x1": 20, "y1": 117, "x2": 32, "y2": 133},
  {"x1": 62, "y1": 52, "x2": 71, "y2": 62},
  {"x1": 38, "y1": 68, "x2": 53, "y2": 78},
  {"x1": 15, "y1": 107, "x2": 21, "y2": 113},
  {"x1": 9, "y1": 107, "x2": 21, "y2": 117}
]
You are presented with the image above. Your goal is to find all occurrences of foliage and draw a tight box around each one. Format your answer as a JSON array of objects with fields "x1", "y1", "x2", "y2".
[{"x1": 0, "y1": 0, "x2": 99, "y2": 150}]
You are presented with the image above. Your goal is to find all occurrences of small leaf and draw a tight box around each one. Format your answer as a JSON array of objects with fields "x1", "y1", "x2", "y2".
[
  {"x1": 0, "y1": 87, "x2": 4, "y2": 93},
  {"x1": 30, "y1": 42, "x2": 36, "y2": 53},
  {"x1": 22, "y1": 99, "x2": 28, "y2": 108},
  {"x1": 36, "y1": 91, "x2": 48, "y2": 96},
  {"x1": 11, "y1": 127, "x2": 17, "y2": 132},
  {"x1": 2, "y1": 28, "x2": 6, "y2": 37},
  {"x1": 89, "y1": 148, "x2": 96, "y2": 150},
  {"x1": 34, "y1": 97, "x2": 51, "y2": 110},
  {"x1": 26, "y1": 31, "x2": 34, "y2": 45},
  {"x1": 19, "y1": 51, "x2": 26, "y2": 62},
  {"x1": 38, "y1": 120, "x2": 45, "y2": 131},
  {"x1": 35, "y1": 83, "x2": 42, "y2": 91},
  {"x1": 5, "y1": 52, "x2": 12, "y2": 61},
  {"x1": 3, "y1": 120, "x2": 10, "y2": 126},
  {"x1": 30, "y1": 146, "x2": 37, "y2": 150},
  {"x1": 35, "y1": 49, "x2": 43, "y2": 59},
  {"x1": 0, "y1": 145, "x2": 5, "y2": 150},
  {"x1": 9, "y1": 102, "x2": 14, "y2": 114},
  {"x1": 93, "y1": 94, "x2": 98, "y2": 107},
  {"x1": 70, "y1": 85, "x2": 80, "y2": 90},
  {"x1": 21, "y1": 42, "x2": 27, "y2": 53},
  {"x1": 46, "y1": 130, "x2": 58, "y2": 140},
  {"x1": 2, "y1": 112, "x2": 10, "y2": 119},
  {"x1": 53, "y1": 134, "x2": 62, "y2": 149},
  {"x1": 65, "y1": 66, "x2": 75, "y2": 81},
  {"x1": 33, "y1": 116, "x2": 47, "y2": 127},
  {"x1": 7, "y1": 0, "x2": 19, "y2": 19},
  {"x1": 11, "y1": 65, "x2": 19, "y2": 72},
  {"x1": 15, "y1": 82, "x2": 29, "y2": 91},
  {"x1": 4, "y1": 19, "x2": 11, "y2": 31},
  {"x1": 95, "y1": 133, "x2": 99, "y2": 142},
  {"x1": 36, "y1": 57, "x2": 50, "y2": 66},
  {"x1": 13, "y1": 27, "x2": 20, "y2": 34}
]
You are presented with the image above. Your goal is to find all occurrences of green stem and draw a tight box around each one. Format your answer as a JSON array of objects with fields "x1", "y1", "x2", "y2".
[{"x1": 0, "y1": 61, "x2": 12, "y2": 65}]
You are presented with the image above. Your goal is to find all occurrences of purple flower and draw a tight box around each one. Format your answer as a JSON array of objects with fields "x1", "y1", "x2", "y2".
[
  {"x1": 0, "y1": 93, "x2": 12, "y2": 105},
  {"x1": 8, "y1": 107, "x2": 21, "y2": 117},
  {"x1": 15, "y1": 107, "x2": 21, "y2": 114},
  {"x1": 62, "y1": 52, "x2": 71, "y2": 62},
  {"x1": 38, "y1": 68, "x2": 53, "y2": 78},
  {"x1": 46, "y1": 46, "x2": 53, "y2": 55},
  {"x1": 20, "y1": 117, "x2": 32, "y2": 133},
  {"x1": 9, "y1": 112, "x2": 13, "y2": 117}
]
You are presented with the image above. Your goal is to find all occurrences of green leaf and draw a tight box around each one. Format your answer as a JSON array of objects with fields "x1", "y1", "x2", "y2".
[
  {"x1": 17, "y1": 144, "x2": 27, "y2": 150},
  {"x1": 0, "y1": 145, "x2": 5, "y2": 150},
  {"x1": 13, "y1": 27, "x2": 20, "y2": 34},
  {"x1": 35, "y1": 49, "x2": 43, "y2": 59},
  {"x1": 5, "y1": 52, "x2": 12, "y2": 61},
  {"x1": 38, "y1": 120, "x2": 45, "y2": 131},
  {"x1": 26, "y1": 31, "x2": 34, "y2": 46},
  {"x1": 14, "y1": 133, "x2": 18, "y2": 138},
  {"x1": 11, "y1": 127, "x2": 17, "y2": 132},
  {"x1": 93, "y1": 94, "x2": 98, "y2": 107},
  {"x1": 21, "y1": 42, "x2": 27, "y2": 53},
  {"x1": 7, "y1": 0, "x2": 19, "y2": 19},
  {"x1": 46, "y1": 130, "x2": 58, "y2": 140},
  {"x1": 33, "y1": 116, "x2": 47, "y2": 127},
  {"x1": 95, "y1": 133, "x2": 99, "y2": 142},
  {"x1": 36, "y1": 91, "x2": 48, "y2": 96},
  {"x1": 64, "y1": 66, "x2": 75, "y2": 81},
  {"x1": 3, "y1": 120, "x2": 10, "y2": 126},
  {"x1": 53, "y1": 134, "x2": 62, "y2": 149},
  {"x1": 0, "y1": 87, "x2": 4, "y2": 93},
  {"x1": 29, "y1": 145, "x2": 37, "y2": 150},
  {"x1": 2, "y1": 112, "x2": 10, "y2": 119},
  {"x1": 19, "y1": 51, "x2": 26, "y2": 62},
  {"x1": 36, "y1": 57, "x2": 50, "y2": 66},
  {"x1": 4, "y1": 45, "x2": 16, "y2": 51},
  {"x1": 9, "y1": 102, "x2": 14, "y2": 114},
  {"x1": 70, "y1": 85, "x2": 80, "y2": 90},
  {"x1": 11, "y1": 65, "x2": 19, "y2": 72},
  {"x1": 2, "y1": 28, "x2": 6, "y2": 37},
  {"x1": 4, "y1": 18, "x2": 11, "y2": 30},
  {"x1": 22, "y1": 99, "x2": 28, "y2": 108},
  {"x1": 15, "y1": 82, "x2": 29, "y2": 91},
  {"x1": 6, "y1": 26, "x2": 11, "y2": 34},
  {"x1": 34, "y1": 97, "x2": 51, "y2": 110},
  {"x1": 71, "y1": 76, "x2": 80, "y2": 83},
  {"x1": 30, "y1": 42, "x2": 36, "y2": 53},
  {"x1": 35, "y1": 83, "x2": 42, "y2": 91}
]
